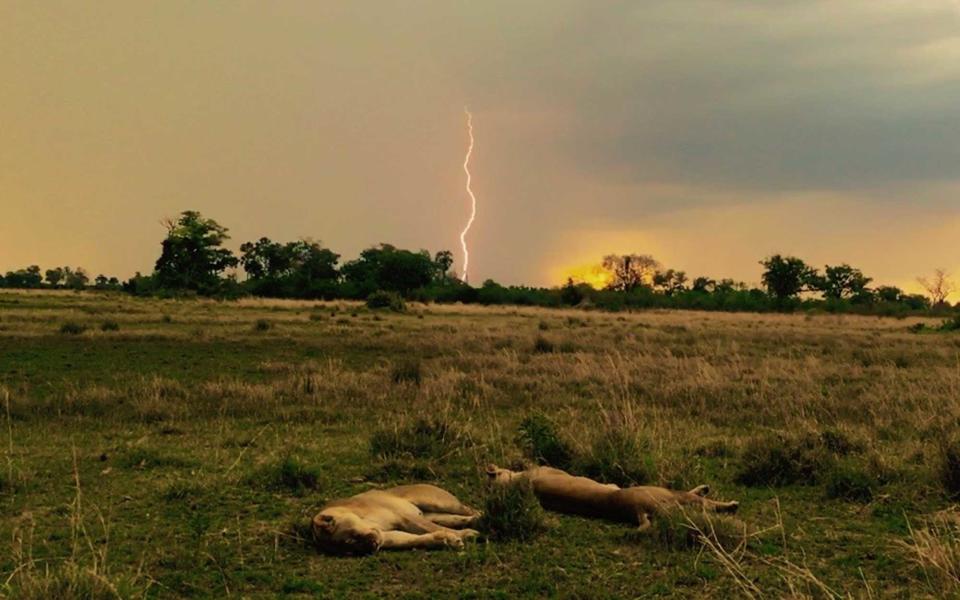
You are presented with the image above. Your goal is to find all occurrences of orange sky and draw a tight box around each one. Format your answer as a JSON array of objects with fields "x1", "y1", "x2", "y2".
[{"x1": 1, "y1": 2, "x2": 958, "y2": 298}]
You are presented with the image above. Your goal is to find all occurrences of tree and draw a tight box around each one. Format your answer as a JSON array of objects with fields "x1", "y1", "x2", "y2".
[
  {"x1": 653, "y1": 269, "x2": 688, "y2": 296},
  {"x1": 815, "y1": 264, "x2": 872, "y2": 300},
  {"x1": 3, "y1": 266, "x2": 42, "y2": 288},
  {"x1": 154, "y1": 211, "x2": 238, "y2": 293},
  {"x1": 875, "y1": 286, "x2": 903, "y2": 303},
  {"x1": 64, "y1": 267, "x2": 89, "y2": 290},
  {"x1": 45, "y1": 268, "x2": 65, "y2": 287},
  {"x1": 691, "y1": 277, "x2": 716, "y2": 293},
  {"x1": 601, "y1": 254, "x2": 660, "y2": 292},
  {"x1": 917, "y1": 269, "x2": 955, "y2": 306},
  {"x1": 341, "y1": 244, "x2": 435, "y2": 297},
  {"x1": 760, "y1": 255, "x2": 818, "y2": 301},
  {"x1": 433, "y1": 250, "x2": 454, "y2": 285},
  {"x1": 240, "y1": 237, "x2": 339, "y2": 298}
]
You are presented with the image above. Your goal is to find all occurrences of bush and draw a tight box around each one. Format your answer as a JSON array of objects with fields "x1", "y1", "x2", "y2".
[
  {"x1": 735, "y1": 431, "x2": 841, "y2": 487},
  {"x1": 939, "y1": 315, "x2": 960, "y2": 332},
  {"x1": 940, "y1": 435, "x2": 960, "y2": 499},
  {"x1": 253, "y1": 319, "x2": 271, "y2": 331},
  {"x1": 390, "y1": 358, "x2": 422, "y2": 385},
  {"x1": 59, "y1": 321, "x2": 87, "y2": 335},
  {"x1": 370, "y1": 418, "x2": 465, "y2": 460},
  {"x1": 116, "y1": 447, "x2": 195, "y2": 470},
  {"x1": 477, "y1": 479, "x2": 550, "y2": 541},
  {"x1": 577, "y1": 430, "x2": 656, "y2": 487},
  {"x1": 100, "y1": 320, "x2": 120, "y2": 332},
  {"x1": 246, "y1": 455, "x2": 321, "y2": 495},
  {"x1": 517, "y1": 414, "x2": 573, "y2": 469},
  {"x1": 824, "y1": 462, "x2": 874, "y2": 502},
  {"x1": 641, "y1": 508, "x2": 748, "y2": 552},
  {"x1": 367, "y1": 290, "x2": 406, "y2": 312},
  {"x1": 532, "y1": 336, "x2": 555, "y2": 353}
]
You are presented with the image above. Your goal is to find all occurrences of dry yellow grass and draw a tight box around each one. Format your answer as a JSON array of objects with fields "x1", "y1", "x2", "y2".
[{"x1": 1, "y1": 290, "x2": 958, "y2": 597}]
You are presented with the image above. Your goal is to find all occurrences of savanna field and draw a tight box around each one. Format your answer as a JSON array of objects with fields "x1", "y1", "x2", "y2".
[{"x1": 3, "y1": 290, "x2": 960, "y2": 598}]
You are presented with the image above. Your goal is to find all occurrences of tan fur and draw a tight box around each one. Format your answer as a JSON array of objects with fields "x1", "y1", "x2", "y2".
[
  {"x1": 312, "y1": 484, "x2": 480, "y2": 554},
  {"x1": 486, "y1": 465, "x2": 738, "y2": 530}
]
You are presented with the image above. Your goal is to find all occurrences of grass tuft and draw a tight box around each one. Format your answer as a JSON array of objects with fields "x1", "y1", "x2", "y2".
[
  {"x1": 532, "y1": 336, "x2": 555, "y2": 353},
  {"x1": 246, "y1": 455, "x2": 321, "y2": 495},
  {"x1": 370, "y1": 418, "x2": 465, "y2": 460},
  {"x1": 517, "y1": 414, "x2": 573, "y2": 469},
  {"x1": 735, "y1": 430, "x2": 853, "y2": 487},
  {"x1": 116, "y1": 447, "x2": 194, "y2": 470},
  {"x1": 824, "y1": 461, "x2": 874, "y2": 503},
  {"x1": 366, "y1": 291, "x2": 406, "y2": 312},
  {"x1": 477, "y1": 479, "x2": 550, "y2": 541},
  {"x1": 390, "y1": 358, "x2": 422, "y2": 385},
  {"x1": 59, "y1": 321, "x2": 87, "y2": 335},
  {"x1": 940, "y1": 434, "x2": 960, "y2": 499},
  {"x1": 253, "y1": 319, "x2": 271, "y2": 332},
  {"x1": 577, "y1": 430, "x2": 656, "y2": 486},
  {"x1": 100, "y1": 320, "x2": 120, "y2": 332}
]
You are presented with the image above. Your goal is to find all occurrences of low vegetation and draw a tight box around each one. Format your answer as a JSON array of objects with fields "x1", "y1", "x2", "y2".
[{"x1": 1, "y1": 290, "x2": 958, "y2": 596}]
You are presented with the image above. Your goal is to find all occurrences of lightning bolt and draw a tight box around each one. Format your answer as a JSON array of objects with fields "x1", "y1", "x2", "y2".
[{"x1": 459, "y1": 108, "x2": 477, "y2": 283}]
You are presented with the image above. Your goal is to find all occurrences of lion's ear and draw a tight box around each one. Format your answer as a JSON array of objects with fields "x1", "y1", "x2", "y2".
[
  {"x1": 315, "y1": 514, "x2": 336, "y2": 531},
  {"x1": 485, "y1": 464, "x2": 499, "y2": 477}
]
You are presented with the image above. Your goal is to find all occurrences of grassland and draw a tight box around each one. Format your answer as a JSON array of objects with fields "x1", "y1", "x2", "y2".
[{"x1": 2, "y1": 289, "x2": 960, "y2": 598}]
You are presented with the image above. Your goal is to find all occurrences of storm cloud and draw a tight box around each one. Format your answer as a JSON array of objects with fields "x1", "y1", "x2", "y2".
[{"x1": 1, "y1": 1, "x2": 958, "y2": 290}]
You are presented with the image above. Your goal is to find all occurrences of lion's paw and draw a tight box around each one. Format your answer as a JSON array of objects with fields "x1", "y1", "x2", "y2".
[{"x1": 433, "y1": 530, "x2": 464, "y2": 549}]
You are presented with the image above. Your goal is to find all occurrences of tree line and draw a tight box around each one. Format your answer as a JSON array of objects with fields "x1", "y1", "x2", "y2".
[{"x1": 1, "y1": 210, "x2": 956, "y2": 316}]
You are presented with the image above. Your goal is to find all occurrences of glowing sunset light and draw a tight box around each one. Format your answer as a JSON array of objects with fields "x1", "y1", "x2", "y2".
[{"x1": 557, "y1": 262, "x2": 614, "y2": 290}]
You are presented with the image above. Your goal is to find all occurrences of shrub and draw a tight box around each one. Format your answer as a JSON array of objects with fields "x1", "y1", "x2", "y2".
[
  {"x1": 253, "y1": 319, "x2": 271, "y2": 332},
  {"x1": 517, "y1": 414, "x2": 573, "y2": 469},
  {"x1": 246, "y1": 455, "x2": 321, "y2": 494},
  {"x1": 100, "y1": 320, "x2": 120, "y2": 332},
  {"x1": 939, "y1": 315, "x2": 960, "y2": 332},
  {"x1": 370, "y1": 418, "x2": 464, "y2": 460},
  {"x1": 390, "y1": 358, "x2": 422, "y2": 385},
  {"x1": 532, "y1": 336, "x2": 555, "y2": 353},
  {"x1": 367, "y1": 290, "x2": 406, "y2": 312},
  {"x1": 538, "y1": 320, "x2": 549, "y2": 331},
  {"x1": 735, "y1": 431, "x2": 839, "y2": 487},
  {"x1": 940, "y1": 435, "x2": 960, "y2": 499},
  {"x1": 161, "y1": 314, "x2": 173, "y2": 323},
  {"x1": 59, "y1": 321, "x2": 87, "y2": 335},
  {"x1": 641, "y1": 508, "x2": 748, "y2": 552},
  {"x1": 577, "y1": 430, "x2": 656, "y2": 487},
  {"x1": 824, "y1": 462, "x2": 874, "y2": 502},
  {"x1": 116, "y1": 447, "x2": 194, "y2": 470},
  {"x1": 477, "y1": 479, "x2": 550, "y2": 541}
]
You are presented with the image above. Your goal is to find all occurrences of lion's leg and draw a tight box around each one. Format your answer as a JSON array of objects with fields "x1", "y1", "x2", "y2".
[
  {"x1": 674, "y1": 492, "x2": 739, "y2": 514},
  {"x1": 702, "y1": 498, "x2": 739, "y2": 513},
  {"x1": 688, "y1": 485, "x2": 710, "y2": 497},
  {"x1": 422, "y1": 513, "x2": 480, "y2": 529},
  {"x1": 391, "y1": 485, "x2": 478, "y2": 516},
  {"x1": 636, "y1": 511, "x2": 652, "y2": 532},
  {"x1": 378, "y1": 530, "x2": 465, "y2": 550}
]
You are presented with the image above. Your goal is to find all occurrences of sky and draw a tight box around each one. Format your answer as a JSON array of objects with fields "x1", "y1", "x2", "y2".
[{"x1": 2, "y1": 1, "x2": 959, "y2": 294}]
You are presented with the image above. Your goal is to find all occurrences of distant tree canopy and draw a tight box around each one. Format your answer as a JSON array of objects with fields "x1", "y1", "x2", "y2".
[
  {"x1": 601, "y1": 254, "x2": 660, "y2": 292},
  {"x1": 1, "y1": 209, "x2": 955, "y2": 318},
  {"x1": 154, "y1": 211, "x2": 239, "y2": 293},
  {"x1": 759, "y1": 255, "x2": 819, "y2": 301},
  {"x1": 814, "y1": 264, "x2": 872, "y2": 300},
  {"x1": 341, "y1": 244, "x2": 437, "y2": 297},
  {"x1": 1, "y1": 266, "x2": 42, "y2": 288},
  {"x1": 240, "y1": 238, "x2": 340, "y2": 298}
]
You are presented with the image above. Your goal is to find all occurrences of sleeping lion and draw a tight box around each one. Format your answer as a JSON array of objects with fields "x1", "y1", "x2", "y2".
[
  {"x1": 486, "y1": 464, "x2": 739, "y2": 530},
  {"x1": 311, "y1": 484, "x2": 480, "y2": 554}
]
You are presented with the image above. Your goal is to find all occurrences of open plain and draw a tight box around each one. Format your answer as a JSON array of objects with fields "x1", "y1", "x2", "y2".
[{"x1": 1, "y1": 290, "x2": 959, "y2": 598}]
